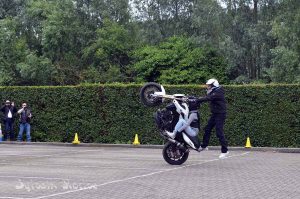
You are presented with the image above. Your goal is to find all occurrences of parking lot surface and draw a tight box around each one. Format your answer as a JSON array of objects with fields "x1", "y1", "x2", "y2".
[{"x1": 0, "y1": 144, "x2": 299, "y2": 199}]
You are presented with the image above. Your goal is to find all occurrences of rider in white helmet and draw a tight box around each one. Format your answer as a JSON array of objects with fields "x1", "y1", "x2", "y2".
[
  {"x1": 206, "y1": 78, "x2": 219, "y2": 91},
  {"x1": 197, "y1": 78, "x2": 229, "y2": 159}
]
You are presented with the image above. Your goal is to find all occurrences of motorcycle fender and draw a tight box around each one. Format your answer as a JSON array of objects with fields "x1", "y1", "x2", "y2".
[
  {"x1": 183, "y1": 133, "x2": 196, "y2": 149},
  {"x1": 154, "y1": 85, "x2": 166, "y2": 96}
]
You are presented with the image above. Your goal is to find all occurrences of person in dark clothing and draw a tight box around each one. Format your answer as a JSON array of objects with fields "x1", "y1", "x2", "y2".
[
  {"x1": 17, "y1": 102, "x2": 32, "y2": 142},
  {"x1": 0, "y1": 100, "x2": 17, "y2": 141},
  {"x1": 198, "y1": 79, "x2": 229, "y2": 159}
]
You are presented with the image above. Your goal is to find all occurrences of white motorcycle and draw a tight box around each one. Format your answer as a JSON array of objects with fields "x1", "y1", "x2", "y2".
[{"x1": 140, "y1": 82, "x2": 202, "y2": 165}]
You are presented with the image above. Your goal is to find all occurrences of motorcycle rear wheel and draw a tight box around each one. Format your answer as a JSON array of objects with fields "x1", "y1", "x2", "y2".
[
  {"x1": 162, "y1": 141, "x2": 189, "y2": 165},
  {"x1": 140, "y1": 82, "x2": 163, "y2": 107}
]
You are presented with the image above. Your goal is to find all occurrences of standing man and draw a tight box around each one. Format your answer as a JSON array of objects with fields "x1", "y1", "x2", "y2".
[
  {"x1": 17, "y1": 102, "x2": 32, "y2": 142},
  {"x1": 198, "y1": 79, "x2": 229, "y2": 159},
  {"x1": 1, "y1": 100, "x2": 17, "y2": 141}
]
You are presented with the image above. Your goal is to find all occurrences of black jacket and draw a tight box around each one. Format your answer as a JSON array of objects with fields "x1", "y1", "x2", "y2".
[
  {"x1": 198, "y1": 87, "x2": 227, "y2": 114},
  {"x1": 0, "y1": 105, "x2": 17, "y2": 121},
  {"x1": 19, "y1": 108, "x2": 32, "y2": 123}
]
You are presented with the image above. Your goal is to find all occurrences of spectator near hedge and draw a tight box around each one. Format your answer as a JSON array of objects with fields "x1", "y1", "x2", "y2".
[
  {"x1": 0, "y1": 100, "x2": 17, "y2": 141},
  {"x1": 17, "y1": 102, "x2": 32, "y2": 142}
]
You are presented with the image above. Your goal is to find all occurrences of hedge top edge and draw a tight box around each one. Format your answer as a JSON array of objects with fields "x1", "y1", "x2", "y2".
[{"x1": 0, "y1": 83, "x2": 299, "y2": 90}]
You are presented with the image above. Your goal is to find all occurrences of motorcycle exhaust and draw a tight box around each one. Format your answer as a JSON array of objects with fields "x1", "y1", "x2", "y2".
[{"x1": 168, "y1": 138, "x2": 188, "y2": 152}]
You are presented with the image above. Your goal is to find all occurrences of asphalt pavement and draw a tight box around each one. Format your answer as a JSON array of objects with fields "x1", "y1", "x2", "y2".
[{"x1": 0, "y1": 143, "x2": 299, "y2": 199}]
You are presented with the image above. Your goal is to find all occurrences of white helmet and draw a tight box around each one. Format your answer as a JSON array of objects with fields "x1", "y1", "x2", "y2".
[{"x1": 206, "y1": 78, "x2": 219, "y2": 87}]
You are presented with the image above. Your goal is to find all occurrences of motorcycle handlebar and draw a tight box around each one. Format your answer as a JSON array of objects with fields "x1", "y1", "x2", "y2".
[
  {"x1": 151, "y1": 94, "x2": 189, "y2": 101},
  {"x1": 151, "y1": 93, "x2": 204, "y2": 104}
]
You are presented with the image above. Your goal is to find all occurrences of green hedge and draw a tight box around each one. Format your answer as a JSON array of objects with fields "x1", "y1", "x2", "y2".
[{"x1": 0, "y1": 84, "x2": 299, "y2": 147}]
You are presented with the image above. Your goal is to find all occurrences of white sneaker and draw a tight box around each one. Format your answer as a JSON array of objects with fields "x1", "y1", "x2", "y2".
[
  {"x1": 219, "y1": 152, "x2": 229, "y2": 159},
  {"x1": 166, "y1": 131, "x2": 176, "y2": 139}
]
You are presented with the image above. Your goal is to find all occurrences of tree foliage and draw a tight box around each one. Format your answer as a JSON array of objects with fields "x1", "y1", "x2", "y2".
[
  {"x1": 134, "y1": 36, "x2": 228, "y2": 84},
  {"x1": 269, "y1": 0, "x2": 300, "y2": 83},
  {"x1": 0, "y1": 0, "x2": 299, "y2": 85}
]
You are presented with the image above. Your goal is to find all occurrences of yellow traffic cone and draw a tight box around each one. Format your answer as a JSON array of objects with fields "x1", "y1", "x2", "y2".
[
  {"x1": 133, "y1": 134, "x2": 140, "y2": 145},
  {"x1": 72, "y1": 133, "x2": 80, "y2": 144},
  {"x1": 245, "y1": 137, "x2": 251, "y2": 148}
]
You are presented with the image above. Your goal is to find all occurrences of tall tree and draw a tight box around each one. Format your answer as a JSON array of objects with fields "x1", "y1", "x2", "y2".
[
  {"x1": 132, "y1": 0, "x2": 194, "y2": 44},
  {"x1": 82, "y1": 19, "x2": 136, "y2": 83},
  {"x1": 134, "y1": 36, "x2": 228, "y2": 84},
  {"x1": 269, "y1": 0, "x2": 300, "y2": 82},
  {"x1": 219, "y1": 0, "x2": 281, "y2": 83},
  {"x1": 0, "y1": 0, "x2": 26, "y2": 19},
  {"x1": 0, "y1": 0, "x2": 299, "y2": 85},
  {"x1": 0, "y1": 18, "x2": 23, "y2": 85}
]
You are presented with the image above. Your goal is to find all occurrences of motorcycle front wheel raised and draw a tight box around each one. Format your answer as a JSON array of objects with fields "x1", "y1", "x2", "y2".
[
  {"x1": 162, "y1": 141, "x2": 189, "y2": 165},
  {"x1": 140, "y1": 82, "x2": 163, "y2": 107}
]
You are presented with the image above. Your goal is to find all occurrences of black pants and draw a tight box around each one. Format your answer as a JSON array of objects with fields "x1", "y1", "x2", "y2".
[
  {"x1": 201, "y1": 113, "x2": 228, "y2": 153},
  {"x1": 4, "y1": 119, "x2": 14, "y2": 141}
]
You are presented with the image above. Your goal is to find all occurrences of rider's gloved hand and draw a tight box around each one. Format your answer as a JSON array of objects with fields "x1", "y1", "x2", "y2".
[
  {"x1": 187, "y1": 96, "x2": 198, "y2": 102},
  {"x1": 182, "y1": 97, "x2": 189, "y2": 102},
  {"x1": 187, "y1": 96, "x2": 207, "y2": 103}
]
